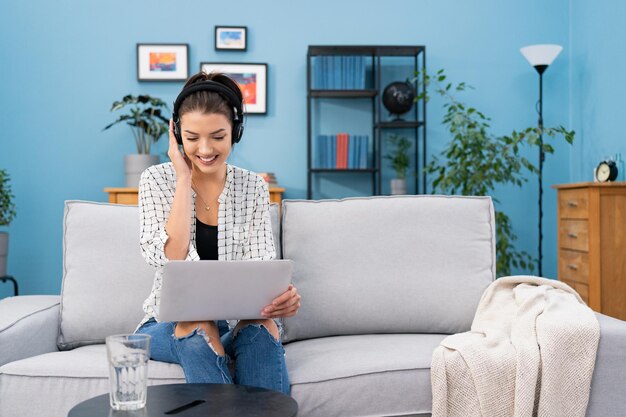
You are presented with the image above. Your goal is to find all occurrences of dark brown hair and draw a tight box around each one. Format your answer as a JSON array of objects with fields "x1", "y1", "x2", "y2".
[{"x1": 178, "y1": 71, "x2": 243, "y2": 131}]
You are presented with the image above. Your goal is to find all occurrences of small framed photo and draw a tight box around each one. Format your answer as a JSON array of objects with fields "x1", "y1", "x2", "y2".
[
  {"x1": 200, "y1": 62, "x2": 268, "y2": 114},
  {"x1": 215, "y1": 26, "x2": 247, "y2": 51},
  {"x1": 136, "y1": 43, "x2": 189, "y2": 81}
]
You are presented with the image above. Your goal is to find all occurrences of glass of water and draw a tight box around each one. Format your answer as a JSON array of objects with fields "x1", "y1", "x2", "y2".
[{"x1": 105, "y1": 334, "x2": 151, "y2": 411}]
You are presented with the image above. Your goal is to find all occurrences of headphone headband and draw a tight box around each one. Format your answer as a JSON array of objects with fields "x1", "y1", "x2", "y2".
[{"x1": 172, "y1": 80, "x2": 245, "y2": 144}]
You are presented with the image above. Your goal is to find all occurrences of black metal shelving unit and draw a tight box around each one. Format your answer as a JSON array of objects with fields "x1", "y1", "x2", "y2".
[{"x1": 306, "y1": 45, "x2": 426, "y2": 199}]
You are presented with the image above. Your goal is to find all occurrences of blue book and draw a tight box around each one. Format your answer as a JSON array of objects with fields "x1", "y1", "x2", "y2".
[
  {"x1": 358, "y1": 57, "x2": 365, "y2": 89},
  {"x1": 340, "y1": 56, "x2": 345, "y2": 89},
  {"x1": 347, "y1": 135, "x2": 353, "y2": 169},
  {"x1": 347, "y1": 56, "x2": 353, "y2": 89},
  {"x1": 333, "y1": 56, "x2": 341, "y2": 90},
  {"x1": 360, "y1": 135, "x2": 368, "y2": 168},
  {"x1": 355, "y1": 134, "x2": 361, "y2": 168},
  {"x1": 312, "y1": 57, "x2": 317, "y2": 89},
  {"x1": 328, "y1": 134, "x2": 334, "y2": 168}
]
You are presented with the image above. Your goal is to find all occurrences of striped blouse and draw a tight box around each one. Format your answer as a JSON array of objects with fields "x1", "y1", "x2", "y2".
[{"x1": 136, "y1": 162, "x2": 277, "y2": 330}]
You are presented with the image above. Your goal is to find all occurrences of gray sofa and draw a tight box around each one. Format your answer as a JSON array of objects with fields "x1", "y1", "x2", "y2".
[{"x1": 0, "y1": 196, "x2": 625, "y2": 417}]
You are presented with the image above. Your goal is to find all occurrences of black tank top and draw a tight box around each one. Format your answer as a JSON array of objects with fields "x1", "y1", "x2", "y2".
[{"x1": 195, "y1": 218, "x2": 218, "y2": 260}]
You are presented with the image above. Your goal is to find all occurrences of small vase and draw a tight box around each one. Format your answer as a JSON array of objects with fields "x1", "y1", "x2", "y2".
[
  {"x1": 390, "y1": 178, "x2": 407, "y2": 195},
  {"x1": 124, "y1": 154, "x2": 160, "y2": 187},
  {"x1": 0, "y1": 232, "x2": 8, "y2": 277}
]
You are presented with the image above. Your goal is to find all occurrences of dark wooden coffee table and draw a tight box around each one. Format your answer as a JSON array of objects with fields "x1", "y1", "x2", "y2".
[{"x1": 68, "y1": 383, "x2": 298, "y2": 417}]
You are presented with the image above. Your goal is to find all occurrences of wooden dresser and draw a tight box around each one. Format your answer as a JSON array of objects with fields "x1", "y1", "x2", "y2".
[
  {"x1": 105, "y1": 186, "x2": 286, "y2": 206},
  {"x1": 553, "y1": 182, "x2": 626, "y2": 320}
]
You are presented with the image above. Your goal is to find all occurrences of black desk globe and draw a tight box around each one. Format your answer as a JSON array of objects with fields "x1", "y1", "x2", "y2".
[{"x1": 382, "y1": 81, "x2": 415, "y2": 120}]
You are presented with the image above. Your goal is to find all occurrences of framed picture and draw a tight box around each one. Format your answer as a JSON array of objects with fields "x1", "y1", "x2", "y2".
[
  {"x1": 137, "y1": 43, "x2": 189, "y2": 81},
  {"x1": 200, "y1": 62, "x2": 267, "y2": 114},
  {"x1": 215, "y1": 26, "x2": 247, "y2": 51}
]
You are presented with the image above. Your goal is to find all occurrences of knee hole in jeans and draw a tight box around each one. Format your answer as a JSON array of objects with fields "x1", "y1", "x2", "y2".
[{"x1": 174, "y1": 322, "x2": 225, "y2": 356}]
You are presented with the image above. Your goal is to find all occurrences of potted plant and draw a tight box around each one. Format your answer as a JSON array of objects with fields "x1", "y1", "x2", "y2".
[
  {"x1": 416, "y1": 69, "x2": 574, "y2": 276},
  {"x1": 384, "y1": 134, "x2": 412, "y2": 195},
  {"x1": 0, "y1": 169, "x2": 16, "y2": 277},
  {"x1": 103, "y1": 94, "x2": 169, "y2": 187}
]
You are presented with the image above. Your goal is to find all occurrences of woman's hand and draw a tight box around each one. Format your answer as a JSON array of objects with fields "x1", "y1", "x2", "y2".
[
  {"x1": 168, "y1": 119, "x2": 192, "y2": 181},
  {"x1": 262, "y1": 284, "x2": 301, "y2": 318}
]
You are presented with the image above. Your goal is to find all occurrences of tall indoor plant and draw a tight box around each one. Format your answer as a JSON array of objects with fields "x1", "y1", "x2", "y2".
[
  {"x1": 0, "y1": 169, "x2": 17, "y2": 277},
  {"x1": 103, "y1": 94, "x2": 169, "y2": 187},
  {"x1": 416, "y1": 69, "x2": 574, "y2": 276},
  {"x1": 384, "y1": 134, "x2": 412, "y2": 195}
]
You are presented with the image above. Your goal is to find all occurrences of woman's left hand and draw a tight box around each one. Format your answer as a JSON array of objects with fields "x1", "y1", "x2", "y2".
[{"x1": 262, "y1": 284, "x2": 301, "y2": 318}]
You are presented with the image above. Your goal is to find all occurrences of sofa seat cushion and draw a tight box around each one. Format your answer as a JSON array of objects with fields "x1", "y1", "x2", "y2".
[
  {"x1": 285, "y1": 333, "x2": 446, "y2": 417},
  {"x1": 0, "y1": 344, "x2": 184, "y2": 417}
]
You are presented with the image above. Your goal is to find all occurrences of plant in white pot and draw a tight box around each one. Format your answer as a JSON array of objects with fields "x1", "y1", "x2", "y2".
[
  {"x1": 384, "y1": 134, "x2": 412, "y2": 195},
  {"x1": 103, "y1": 94, "x2": 169, "y2": 187},
  {"x1": 0, "y1": 169, "x2": 16, "y2": 278}
]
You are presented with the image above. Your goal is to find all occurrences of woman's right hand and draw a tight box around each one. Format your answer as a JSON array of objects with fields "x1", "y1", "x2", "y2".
[{"x1": 168, "y1": 119, "x2": 192, "y2": 181}]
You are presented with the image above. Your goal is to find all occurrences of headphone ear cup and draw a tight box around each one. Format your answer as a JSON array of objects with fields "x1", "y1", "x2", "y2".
[
  {"x1": 174, "y1": 120, "x2": 183, "y2": 145},
  {"x1": 233, "y1": 123, "x2": 244, "y2": 143}
]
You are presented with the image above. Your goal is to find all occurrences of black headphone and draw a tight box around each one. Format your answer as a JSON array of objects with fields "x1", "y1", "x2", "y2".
[{"x1": 172, "y1": 80, "x2": 245, "y2": 145}]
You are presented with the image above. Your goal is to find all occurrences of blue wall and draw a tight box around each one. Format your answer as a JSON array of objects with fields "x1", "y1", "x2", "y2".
[
  {"x1": 569, "y1": 0, "x2": 626, "y2": 181},
  {"x1": 0, "y1": 0, "x2": 574, "y2": 297}
]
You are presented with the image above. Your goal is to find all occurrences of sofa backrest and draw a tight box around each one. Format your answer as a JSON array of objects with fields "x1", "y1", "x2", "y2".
[
  {"x1": 58, "y1": 201, "x2": 281, "y2": 350},
  {"x1": 280, "y1": 195, "x2": 496, "y2": 343}
]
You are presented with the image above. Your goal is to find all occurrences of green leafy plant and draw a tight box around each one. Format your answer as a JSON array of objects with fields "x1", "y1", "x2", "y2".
[
  {"x1": 384, "y1": 134, "x2": 412, "y2": 179},
  {"x1": 0, "y1": 169, "x2": 16, "y2": 227},
  {"x1": 103, "y1": 94, "x2": 169, "y2": 154},
  {"x1": 416, "y1": 69, "x2": 574, "y2": 276}
]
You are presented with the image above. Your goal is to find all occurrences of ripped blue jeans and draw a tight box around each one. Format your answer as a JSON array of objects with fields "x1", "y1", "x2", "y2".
[{"x1": 136, "y1": 319, "x2": 290, "y2": 394}]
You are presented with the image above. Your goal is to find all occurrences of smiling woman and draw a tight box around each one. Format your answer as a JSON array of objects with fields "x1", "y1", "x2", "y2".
[{"x1": 133, "y1": 72, "x2": 301, "y2": 395}]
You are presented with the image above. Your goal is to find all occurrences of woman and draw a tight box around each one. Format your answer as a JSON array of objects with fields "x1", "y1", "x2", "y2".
[{"x1": 135, "y1": 71, "x2": 301, "y2": 394}]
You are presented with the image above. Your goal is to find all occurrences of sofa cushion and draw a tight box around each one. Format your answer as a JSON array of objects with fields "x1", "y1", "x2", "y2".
[
  {"x1": 285, "y1": 333, "x2": 446, "y2": 416},
  {"x1": 0, "y1": 345, "x2": 184, "y2": 417},
  {"x1": 0, "y1": 295, "x2": 60, "y2": 367},
  {"x1": 281, "y1": 195, "x2": 495, "y2": 342},
  {"x1": 58, "y1": 201, "x2": 283, "y2": 350},
  {"x1": 58, "y1": 201, "x2": 156, "y2": 350}
]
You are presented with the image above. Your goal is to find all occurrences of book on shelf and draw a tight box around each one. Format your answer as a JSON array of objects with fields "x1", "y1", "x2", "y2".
[
  {"x1": 312, "y1": 56, "x2": 366, "y2": 90},
  {"x1": 316, "y1": 133, "x2": 369, "y2": 169}
]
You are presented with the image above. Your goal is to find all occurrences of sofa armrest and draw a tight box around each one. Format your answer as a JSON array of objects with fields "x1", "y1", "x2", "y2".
[
  {"x1": 0, "y1": 295, "x2": 60, "y2": 367},
  {"x1": 586, "y1": 313, "x2": 626, "y2": 417}
]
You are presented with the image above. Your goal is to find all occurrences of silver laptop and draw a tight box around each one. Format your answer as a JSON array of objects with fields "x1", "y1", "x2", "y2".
[{"x1": 159, "y1": 260, "x2": 293, "y2": 322}]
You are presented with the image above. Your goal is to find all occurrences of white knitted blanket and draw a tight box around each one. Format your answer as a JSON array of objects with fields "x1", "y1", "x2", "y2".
[{"x1": 431, "y1": 276, "x2": 599, "y2": 417}]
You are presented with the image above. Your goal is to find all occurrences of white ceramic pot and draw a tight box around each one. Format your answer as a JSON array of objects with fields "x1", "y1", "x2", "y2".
[
  {"x1": 124, "y1": 154, "x2": 160, "y2": 187},
  {"x1": 390, "y1": 178, "x2": 407, "y2": 195},
  {"x1": 0, "y1": 232, "x2": 8, "y2": 277}
]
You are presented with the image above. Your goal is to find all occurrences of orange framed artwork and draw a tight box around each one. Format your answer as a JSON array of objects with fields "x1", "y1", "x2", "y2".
[
  {"x1": 200, "y1": 62, "x2": 267, "y2": 114},
  {"x1": 137, "y1": 44, "x2": 189, "y2": 82}
]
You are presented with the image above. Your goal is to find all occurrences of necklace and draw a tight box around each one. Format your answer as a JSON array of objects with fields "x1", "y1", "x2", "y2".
[{"x1": 191, "y1": 180, "x2": 211, "y2": 211}]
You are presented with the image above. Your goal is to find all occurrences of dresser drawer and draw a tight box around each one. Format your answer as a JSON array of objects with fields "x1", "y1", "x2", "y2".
[
  {"x1": 559, "y1": 188, "x2": 589, "y2": 219},
  {"x1": 558, "y1": 249, "x2": 589, "y2": 284},
  {"x1": 559, "y1": 220, "x2": 589, "y2": 251}
]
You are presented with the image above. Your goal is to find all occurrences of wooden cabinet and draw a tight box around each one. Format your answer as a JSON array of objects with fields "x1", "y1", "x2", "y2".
[
  {"x1": 104, "y1": 186, "x2": 286, "y2": 206},
  {"x1": 553, "y1": 182, "x2": 626, "y2": 320}
]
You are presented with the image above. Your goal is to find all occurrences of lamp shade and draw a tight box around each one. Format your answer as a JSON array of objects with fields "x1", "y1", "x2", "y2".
[{"x1": 520, "y1": 44, "x2": 563, "y2": 69}]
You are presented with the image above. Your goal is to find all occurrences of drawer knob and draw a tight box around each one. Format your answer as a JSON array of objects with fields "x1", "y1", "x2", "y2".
[
  {"x1": 567, "y1": 232, "x2": 578, "y2": 239},
  {"x1": 567, "y1": 201, "x2": 579, "y2": 207},
  {"x1": 567, "y1": 264, "x2": 579, "y2": 271}
]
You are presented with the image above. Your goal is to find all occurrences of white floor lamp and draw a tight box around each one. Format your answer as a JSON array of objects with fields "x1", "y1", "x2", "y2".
[{"x1": 520, "y1": 44, "x2": 563, "y2": 277}]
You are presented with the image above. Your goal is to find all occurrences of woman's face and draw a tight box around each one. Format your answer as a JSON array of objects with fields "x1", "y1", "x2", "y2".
[{"x1": 180, "y1": 111, "x2": 233, "y2": 177}]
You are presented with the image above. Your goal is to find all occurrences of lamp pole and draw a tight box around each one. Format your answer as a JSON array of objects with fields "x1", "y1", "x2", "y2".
[
  {"x1": 520, "y1": 44, "x2": 561, "y2": 277},
  {"x1": 537, "y1": 67, "x2": 545, "y2": 277}
]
